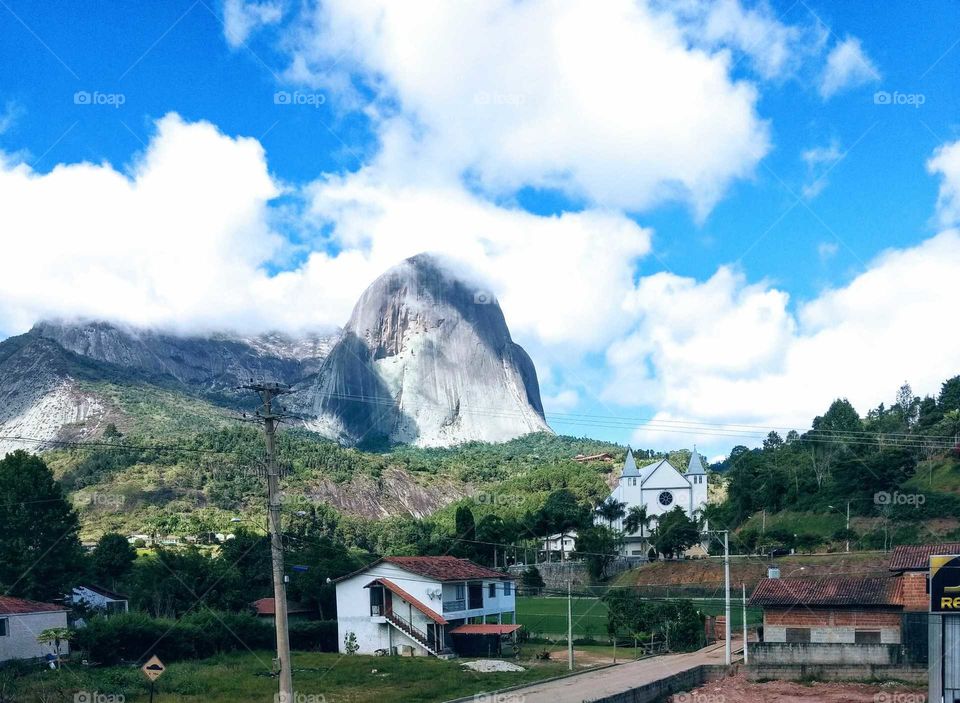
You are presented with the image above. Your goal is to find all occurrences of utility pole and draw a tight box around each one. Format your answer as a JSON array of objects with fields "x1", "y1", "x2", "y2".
[
  {"x1": 845, "y1": 501, "x2": 850, "y2": 553},
  {"x1": 242, "y1": 382, "x2": 294, "y2": 703},
  {"x1": 742, "y1": 582, "x2": 748, "y2": 664},
  {"x1": 724, "y1": 530, "x2": 731, "y2": 665},
  {"x1": 567, "y1": 580, "x2": 574, "y2": 670}
]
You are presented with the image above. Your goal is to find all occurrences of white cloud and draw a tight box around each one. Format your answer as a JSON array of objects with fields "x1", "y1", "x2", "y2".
[
  {"x1": 223, "y1": 0, "x2": 283, "y2": 47},
  {"x1": 669, "y1": 0, "x2": 827, "y2": 80},
  {"x1": 281, "y1": 0, "x2": 772, "y2": 219},
  {"x1": 543, "y1": 390, "x2": 580, "y2": 413},
  {"x1": 606, "y1": 229, "x2": 960, "y2": 441},
  {"x1": 0, "y1": 101, "x2": 23, "y2": 136},
  {"x1": 927, "y1": 139, "x2": 960, "y2": 227},
  {"x1": 0, "y1": 113, "x2": 651, "y2": 349},
  {"x1": 801, "y1": 140, "x2": 843, "y2": 199},
  {"x1": 820, "y1": 37, "x2": 880, "y2": 99},
  {"x1": 817, "y1": 241, "x2": 839, "y2": 260}
]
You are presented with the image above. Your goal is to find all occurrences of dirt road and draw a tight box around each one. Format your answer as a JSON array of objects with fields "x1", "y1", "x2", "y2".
[{"x1": 672, "y1": 672, "x2": 926, "y2": 702}]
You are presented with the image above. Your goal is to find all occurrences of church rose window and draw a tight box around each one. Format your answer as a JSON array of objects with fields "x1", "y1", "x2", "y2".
[{"x1": 658, "y1": 491, "x2": 673, "y2": 506}]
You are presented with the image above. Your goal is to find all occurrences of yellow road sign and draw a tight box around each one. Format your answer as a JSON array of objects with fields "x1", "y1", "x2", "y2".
[{"x1": 142, "y1": 655, "x2": 166, "y2": 681}]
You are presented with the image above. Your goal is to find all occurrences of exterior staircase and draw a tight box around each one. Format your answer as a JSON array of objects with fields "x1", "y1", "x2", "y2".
[{"x1": 385, "y1": 612, "x2": 455, "y2": 658}]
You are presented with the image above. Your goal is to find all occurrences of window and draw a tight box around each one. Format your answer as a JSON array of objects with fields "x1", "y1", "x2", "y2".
[
  {"x1": 658, "y1": 491, "x2": 673, "y2": 507},
  {"x1": 0, "y1": 618, "x2": 7, "y2": 636},
  {"x1": 855, "y1": 630, "x2": 881, "y2": 644},
  {"x1": 504, "y1": 582, "x2": 511, "y2": 596},
  {"x1": 489, "y1": 583, "x2": 496, "y2": 598},
  {"x1": 785, "y1": 628, "x2": 811, "y2": 643},
  {"x1": 455, "y1": 584, "x2": 465, "y2": 600}
]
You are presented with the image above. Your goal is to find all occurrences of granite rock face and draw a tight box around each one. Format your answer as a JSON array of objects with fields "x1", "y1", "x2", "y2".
[{"x1": 304, "y1": 254, "x2": 551, "y2": 446}]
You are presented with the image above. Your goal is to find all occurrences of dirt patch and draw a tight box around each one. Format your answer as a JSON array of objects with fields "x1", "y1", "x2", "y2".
[{"x1": 672, "y1": 672, "x2": 925, "y2": 702}]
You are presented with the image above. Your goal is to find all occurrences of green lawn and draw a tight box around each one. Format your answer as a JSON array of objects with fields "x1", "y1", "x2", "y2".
[
  {"x1": 516, "y1": 596, "x2": 761, "y2": 639},
  {"x1": 5, "y1": 651, "x2": 570, "y2": 703}
]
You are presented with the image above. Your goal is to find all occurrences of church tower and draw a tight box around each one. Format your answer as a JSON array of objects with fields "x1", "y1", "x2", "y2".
[{"x1": 687, "y1": 446, "x2": 708, "y2": 513}]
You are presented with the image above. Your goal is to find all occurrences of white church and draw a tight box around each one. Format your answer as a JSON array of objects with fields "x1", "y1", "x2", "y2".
[{"x1": 606, "y1": 447, "x2": 709, "y2": 558}]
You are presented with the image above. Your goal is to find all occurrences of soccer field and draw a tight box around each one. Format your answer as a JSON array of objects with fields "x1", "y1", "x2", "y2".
[{"x1": 515, "y1": 596, "x2": 762, "y2": 638}]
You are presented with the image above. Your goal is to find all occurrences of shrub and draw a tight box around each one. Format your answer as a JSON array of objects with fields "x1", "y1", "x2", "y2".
[
  {"x1": 289, "y1": 620, "x2": 338, "y2": 652},
  {"x1": 71, "y1": 611, "x2": 273, "y2": 665}
]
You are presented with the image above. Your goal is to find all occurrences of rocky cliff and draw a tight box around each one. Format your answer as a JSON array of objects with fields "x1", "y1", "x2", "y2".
[{"x1": 305, "y1": 254, "x2": 551, "y2": 446}]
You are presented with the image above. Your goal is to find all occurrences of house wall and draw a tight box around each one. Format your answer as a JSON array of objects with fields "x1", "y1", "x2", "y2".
[
  {"x1": 763, "y1": 608, "x2": 902, "y2": 644},
  {"x1": 0, "y1": 611, "x2": 69, "y2": 662},
  {"x1": 900, "y1": 572, "x2": 928, "y2": 611},
  {"x1": 335, "y1": 563, "x2": 516, "y2": 655}
]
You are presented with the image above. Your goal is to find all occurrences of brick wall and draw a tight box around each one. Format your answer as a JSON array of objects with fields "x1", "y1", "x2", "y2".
[
  {"x1": 763, "y1": 608, "x2": 901, "y2": 644},
  {"x1": 900, "y1": 572, "x2": 928, "y2": 611}
]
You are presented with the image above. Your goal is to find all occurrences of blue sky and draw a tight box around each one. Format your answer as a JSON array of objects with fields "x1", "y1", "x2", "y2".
[{"x1": 2, "y1": 0, "x2": 960, "y2": 456}]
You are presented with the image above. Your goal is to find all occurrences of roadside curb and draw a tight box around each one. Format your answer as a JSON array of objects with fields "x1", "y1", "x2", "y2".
[{"x1": 441, "y1": 661, "x2": 621, "y2": 703}]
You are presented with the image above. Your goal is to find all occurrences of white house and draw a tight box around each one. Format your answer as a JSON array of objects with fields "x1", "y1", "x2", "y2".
[
  {"x1": 606, "y1": 447, "x2": 709, "y2": 557},
  {"x1": 334, "y1": 556, "x2": 517, "y2": 657},
  {"x1": 0, "y1": 596, "x2": 69, "y2": 663},
  {"x1": 539, "y1": 532, "x2": 578, "y2": 560},
  {"x1": 67, "y1": 585, "x2": 129, "y2": 615}
]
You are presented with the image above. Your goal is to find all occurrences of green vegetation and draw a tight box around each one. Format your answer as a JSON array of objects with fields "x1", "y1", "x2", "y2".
[
  {"x1": 515, "y1": 595, "x2": 760, "y2": 639},
  {"x1": 2, "y1": 650, "x2": 570, "y2": 703}
]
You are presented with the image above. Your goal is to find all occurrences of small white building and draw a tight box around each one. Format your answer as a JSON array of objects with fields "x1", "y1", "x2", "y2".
[
  {"x1": 606, "y1": 447, "x2": 709, "y2": 557},
  {"x1": 0, "y1": 596, "x2": 69, "y2": 662},
  {"x1": 334, "y1": 556, "x2": 517, "y2": 657},
  {"x1": 539, "y1": 532, "x2": 578, "y2": 559},
  {"x1": 67, "y1": 585, "x2": 129, "y2": 615}
]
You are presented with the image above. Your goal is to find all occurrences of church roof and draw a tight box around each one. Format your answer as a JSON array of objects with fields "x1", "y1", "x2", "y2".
[
  {"x1": 687, "y1": 447, "x2": 706, "y2": 475},
  {"x1": 620, "y1": 448, "x2": 640, "y2": 477}
]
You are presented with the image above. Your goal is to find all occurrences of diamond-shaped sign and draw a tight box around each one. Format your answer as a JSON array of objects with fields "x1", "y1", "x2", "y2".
[{"x1": 141, "y1": 655, "x2": 166, "y2": 681}]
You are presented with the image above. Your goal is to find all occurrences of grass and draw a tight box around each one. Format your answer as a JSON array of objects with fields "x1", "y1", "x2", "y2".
[
  {"x1": 515, "y1": 595, "x2": 761, "y2": 639},
  {"x1": 5, "y1": 650, "x2": 571, "y2": 703}
]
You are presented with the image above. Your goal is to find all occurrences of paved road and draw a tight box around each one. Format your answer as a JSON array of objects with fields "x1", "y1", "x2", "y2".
[{"x1": 505, "y1": 638, "x2": 742, "y2": 703}]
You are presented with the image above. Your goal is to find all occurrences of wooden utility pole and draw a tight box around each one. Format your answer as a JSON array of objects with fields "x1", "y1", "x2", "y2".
[{"x1": 242, "y1": 382, "x2": 294, "y2": 703}]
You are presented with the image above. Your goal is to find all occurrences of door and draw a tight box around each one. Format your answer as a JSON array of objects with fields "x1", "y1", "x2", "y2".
[
  {"x1": 384, "y1": 590, "x2": 393, "y2": 617},
  {"x1": 946, "y1": 615, "x2": 960, "y2": 702}
]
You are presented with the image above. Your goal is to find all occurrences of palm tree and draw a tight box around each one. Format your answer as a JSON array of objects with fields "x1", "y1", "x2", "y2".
[
  {"x1": 623, "y1": 505, "x2": 652, "y2": 541},
  {"x1": 595, "y1": 498, "x2": 627, "y2": 529}
]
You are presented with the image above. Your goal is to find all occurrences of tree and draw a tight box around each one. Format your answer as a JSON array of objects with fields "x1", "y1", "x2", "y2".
[
  {"x1": 534, "y1": 490, "x2": 590, "y2": 562},
  {"x1": 454, "y1": 505, "x2": 477, "y2": 559},
  {"x1": 940, "y1": 376, "x2": 960, "y2": 413},
  {"x1": 520, "y1": 566, "x2": 545, "y2": 595},
  {"x1": 91, "y1": 533, "x2": 136, "y2": 589},
  {"x1": 763, "y1": 431, "x2": 784, "y2": 450},
  {"x1": 651, "y1": 507, "x2": 700, "y2": 559},
  {"x1": 623, "y1": 505, "x2": 652, "y2": 540},
  {"x1": 37, "y1": 627, "x2": 71, "y2": 668},
  {"x1": 573, "y1": 525, "x2": 620, "y2": 578},
  {"x1": 0, "y1": 451, "x2": 84, "y2": 601},
  {"x1": 895, "y1": 382, "x2": 918, "y2": 426},
  {"x1": 594, "y1": 498, "x2": 626, "y2": 529}
]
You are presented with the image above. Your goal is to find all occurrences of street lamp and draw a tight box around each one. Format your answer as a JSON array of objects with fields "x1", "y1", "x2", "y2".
[{"x1": 827, "y1": 502, "x2": 851, "y2": 552}]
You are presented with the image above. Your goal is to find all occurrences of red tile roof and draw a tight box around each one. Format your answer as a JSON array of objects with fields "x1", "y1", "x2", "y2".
[
  {"x1": 0, "y1": 596, "x2": 67, "y2": 615},
  {"x1": 381, "y1": 556, "x2": 513, "y2": 582},
  {"x1": 250, "y1": 597, "x2": 313, "y2": 616},
  {"x1": 449, "y1": 623, "x2": 522, "y2": 635},
  {"x1": 750, "y1": 577, "x2": 903, "y2": 608},
  {"x1": 365, "y1": 578, "x2": 447, "y2": 625},
  {"x1": 889, "y1": 543, "x2": 960, "y2": 572}
]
